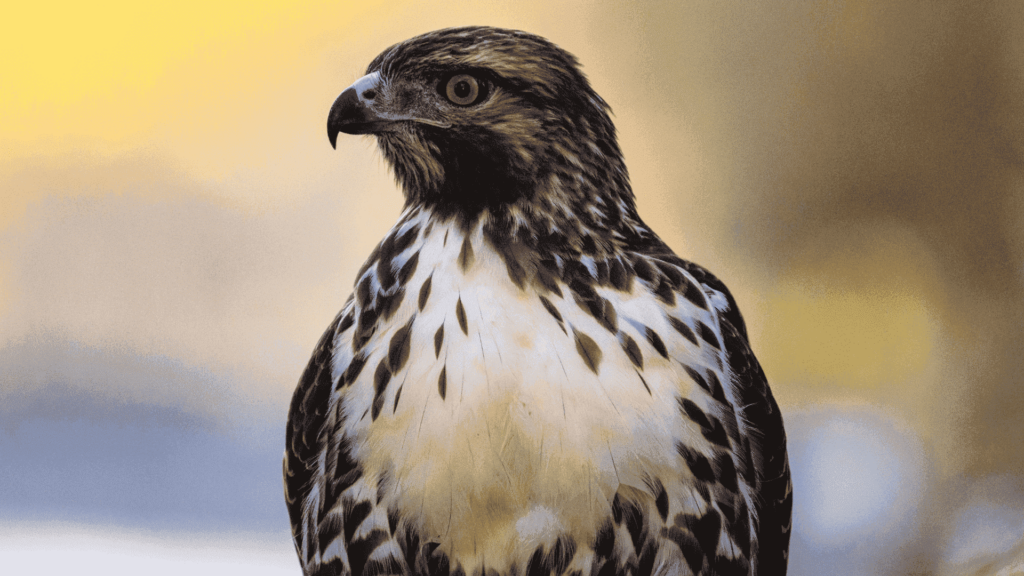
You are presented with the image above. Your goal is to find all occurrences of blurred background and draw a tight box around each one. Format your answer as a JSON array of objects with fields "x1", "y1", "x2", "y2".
[{"x1": 2, "y1": 1, "x2": 1022, "y2": 574}]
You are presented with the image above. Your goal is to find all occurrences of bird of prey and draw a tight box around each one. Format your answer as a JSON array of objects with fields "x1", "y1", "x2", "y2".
[{"x1": 284, "y1": 26, "x2": 791, "y2": 576}]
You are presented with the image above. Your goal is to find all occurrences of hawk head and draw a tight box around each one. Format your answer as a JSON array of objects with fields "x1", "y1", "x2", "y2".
[{"x1": 328, "y1": 26, "x2": 635, "y2": 234}]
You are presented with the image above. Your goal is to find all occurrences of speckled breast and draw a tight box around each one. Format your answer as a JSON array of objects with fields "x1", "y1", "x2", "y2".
[{"x1": 326, "y1": 211, "x2": 733, "y2": 575}]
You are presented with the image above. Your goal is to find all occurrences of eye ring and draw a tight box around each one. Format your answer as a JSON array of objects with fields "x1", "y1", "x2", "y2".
[{"x1": 444, "y1": 74, "x2": 483, "y2": 106}]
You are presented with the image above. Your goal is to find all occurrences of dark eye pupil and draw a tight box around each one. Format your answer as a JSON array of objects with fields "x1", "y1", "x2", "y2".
[{"x1": 454, "y1": 81, "x2": 471, "y2": 98}]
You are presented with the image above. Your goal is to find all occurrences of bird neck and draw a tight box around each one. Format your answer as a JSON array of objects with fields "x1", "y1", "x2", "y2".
[
  {"x1": 403, "y1": 172, "x2": 656, "y2": 264},
  {"x1": 397, "y1": 137, "x2": 654, "y2": 259}
]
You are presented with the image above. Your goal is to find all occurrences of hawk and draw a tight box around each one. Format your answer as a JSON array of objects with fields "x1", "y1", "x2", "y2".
[{"x1": 284, "y1": 26, "x2": 791, "y2": 576}]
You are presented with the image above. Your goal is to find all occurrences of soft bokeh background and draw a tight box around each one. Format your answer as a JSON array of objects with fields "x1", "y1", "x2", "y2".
[{"x1": 2, "y1": 1, "x2": 1022, "y2": 574}]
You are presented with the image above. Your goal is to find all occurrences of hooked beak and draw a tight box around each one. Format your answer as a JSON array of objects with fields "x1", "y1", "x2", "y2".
[{"x1": 328, "y1": 72, "x2": 386, "y2": 148}]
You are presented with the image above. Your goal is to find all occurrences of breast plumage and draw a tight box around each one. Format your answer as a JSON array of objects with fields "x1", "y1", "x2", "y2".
[{"x1": 284, "y1": 26, "x2": 791, "y2": 576}]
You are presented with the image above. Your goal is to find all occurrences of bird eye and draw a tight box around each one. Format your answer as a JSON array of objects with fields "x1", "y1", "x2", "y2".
[{"x1": 444, "y1": 74, "x2": 483, "y2": 106}]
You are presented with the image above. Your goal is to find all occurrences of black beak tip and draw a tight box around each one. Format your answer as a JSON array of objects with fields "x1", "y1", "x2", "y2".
[{"x1": 327, "y1": 87, "x2": 364, "y2": 149}]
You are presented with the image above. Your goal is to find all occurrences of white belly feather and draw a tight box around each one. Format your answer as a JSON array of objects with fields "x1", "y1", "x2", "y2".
[{"x1": 329, "y1": 213, "x2": 731, "y2": 573}]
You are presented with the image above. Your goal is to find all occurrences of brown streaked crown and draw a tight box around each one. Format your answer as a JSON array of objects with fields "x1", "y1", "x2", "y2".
[{"x1": 357, "y1": 26, "x2": 641, "y2": 244}]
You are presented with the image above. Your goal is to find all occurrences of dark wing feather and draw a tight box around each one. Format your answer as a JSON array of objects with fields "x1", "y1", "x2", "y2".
[
  {"x1": 284, "y1": 310, "x2": 345, "y2": 567},
  {"x1": 720, "y1": 316, "x2": 792, "y2": 574},
  {"x1": 639, "y1": 239, "x2": 791, "y2": 572},
  {"x1": 679, "y1": 261, "x2": 749, "y2": 340},
  {"x1": 642, "y1": 241, "x2": 792, "y2": 573}
]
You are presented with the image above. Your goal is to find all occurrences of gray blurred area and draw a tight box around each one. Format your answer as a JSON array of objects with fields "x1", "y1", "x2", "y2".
[{"x1": 1, "y1": 1, "x2": 1022, "y2": 574}]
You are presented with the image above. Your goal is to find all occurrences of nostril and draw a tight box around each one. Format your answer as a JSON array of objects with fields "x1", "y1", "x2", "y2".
[{"x1": 363, "y1": 89, "x2": 377, "y2": 100}]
